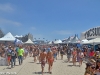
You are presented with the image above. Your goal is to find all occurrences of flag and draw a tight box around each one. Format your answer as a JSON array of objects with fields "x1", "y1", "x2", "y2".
[{"x1": 14, "y1": 39, "x2": 17, "y2": 44}]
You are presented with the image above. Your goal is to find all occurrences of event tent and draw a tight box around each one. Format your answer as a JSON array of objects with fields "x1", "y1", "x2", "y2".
[
  {"x1": 81, "y1": 40, "x2": 90, "y2": 44},
  {"x1": 89, "y1": 38, "x2": 100, "y2": 43},
  {"x1": 81, "y1": 38, "x2": 100, "y2": 45},
  {"x1": 81, "y1": 39, "x2": 88, "y2": 42},
  {"x1": 64, "y1": 37, "x2": 72, "y2": 43},
  {"x1": 86, "y1": 38, "x2": 100, "y2": 45},
  {"x1": 48, "y1": 41, "x2": 52, "y2": 44},
  {"x1": 54, "y1": 39, "x2": 62, "y2": 44},
  {"x1": 15, "y1": 35, "x2": 23, "y2": 37},
  {"x1": 24, "y1": 39, "x2": 34, "y2": 44},
  {"x1": 81, "y1": 39, "x2": 89, "y2": 44},
  {"x1": 0, "y1": 32, "x2": 16, "y2": 41},
  {"x1": 71, "y1": 35, "x2": 80, "y2": 43}
]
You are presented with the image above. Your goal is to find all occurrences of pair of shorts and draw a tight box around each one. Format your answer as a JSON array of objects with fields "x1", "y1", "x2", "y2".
[
  {"x1": 67, "y1": 55, "x2": 71, "y2": 58},
  {"x1": 41, "y1": 60, "x2": 46, "y2": 67},
  {"x1": 7, "y1": 56, "x2": 11, "y2": 61}
]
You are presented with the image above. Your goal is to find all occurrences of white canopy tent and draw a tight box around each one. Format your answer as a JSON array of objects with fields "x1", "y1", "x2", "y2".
[
  {"x1": 71, "y1": 35, "x2": 80, "y2": 43},
  {"x1": 24, "y1": 39, "x2": 34, "y2": 44},
  {"x1": 88, "y1": 38, "x2": 100, "y2": 44},
  {"x1": 54, "y1": 39, "x2": 62, "y2": 44},
  {"x1": 0, "y1": 32, "x2": 16, "y2": 41},
  {"x1": 81, "y1": 39, "x2": 89, "y2": 44},
  {"x1": 15, "y1": 35, "x2": 23, "y2": 38},
  {"x1": 81, "y1": 38, "x2": 100, "y2": 45},
  {"x1": 48, "y1": 41, "x2": 52, "y2": 44},
  {"x1": 81, "y1": 39, "x2": 88, "y2": 42},
  {"x1": 81, "y1": 41, "x2": 90, "y2": 44},
  {"x1": 65, "y1": 37, "x2": 71, "y2": 43}
]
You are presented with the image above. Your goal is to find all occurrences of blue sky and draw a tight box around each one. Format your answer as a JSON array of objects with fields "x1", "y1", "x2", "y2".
[{"x1": 0, "y1": 0, "x2": 100, "y2": 41}]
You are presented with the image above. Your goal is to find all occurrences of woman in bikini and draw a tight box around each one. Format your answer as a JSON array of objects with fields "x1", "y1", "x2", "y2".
[
  {"x1": 33, "y1": 48, "x2": 38, "y2": 63},
  {"x1": 46, "y1": 49, "x2": 54, "y2": 74},
  {"x1": 72, "y1": 48, "x2": 77, "y2": 66},
  {"x1": 78, "y1": 49, "x2": 84, "y2": 67}
]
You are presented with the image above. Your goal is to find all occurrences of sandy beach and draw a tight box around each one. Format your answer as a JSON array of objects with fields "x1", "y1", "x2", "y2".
[{"x1": 0, "y1": 55, "x2": 86, "y2": 75}]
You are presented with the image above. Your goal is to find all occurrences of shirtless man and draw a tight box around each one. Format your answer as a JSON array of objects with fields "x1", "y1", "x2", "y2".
[
  {"x1": 40, "y1": 49, "x2": 47, "y2": 75},
  {"x1": 46, "y1": 48, "x2": 54, "y2": 74}
]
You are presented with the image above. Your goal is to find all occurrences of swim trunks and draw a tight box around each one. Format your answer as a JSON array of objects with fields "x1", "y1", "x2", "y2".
[{"x1": 41, "y1": 60, "x2": 45, "y2": 68}]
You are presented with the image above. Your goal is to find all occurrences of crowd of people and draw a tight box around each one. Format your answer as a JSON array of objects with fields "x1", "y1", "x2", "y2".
[{"x1": 0, "y1": 43, "x2": 100, "y2": 75}]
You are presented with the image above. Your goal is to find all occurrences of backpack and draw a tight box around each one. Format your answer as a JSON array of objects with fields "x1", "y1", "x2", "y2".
[{"x1": 11, "y1": 51, "x2": 15, "y2": 56}]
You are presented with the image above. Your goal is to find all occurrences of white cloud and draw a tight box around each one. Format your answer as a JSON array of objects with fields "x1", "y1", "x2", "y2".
[
  {"x1": 31, "y1": 27, "x2": 36, "y2": 30},
  {"x1": 55, "y1": 30, "x2": 72, "y2": 35},
  {"x1": 0, "y1": 18, "x2": 22, "y2": 26},
  {"x1": 0, "y1": 3, "x2": 14, "y2": 12}
]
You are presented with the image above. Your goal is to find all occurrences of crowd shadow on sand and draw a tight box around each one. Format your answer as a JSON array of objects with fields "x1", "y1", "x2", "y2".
[
  {"x1": 29, "y1": 62, "x2": 34, "y2": 63},
  {"x1": 6, "y1": 67, "x2": 11, "y2": 69},
  {"x1": 62, "y1": 60, "x2": 73, "y2": 63},
  {"x1": 28, "y1": 62, "x2": 41, "y2": 64},
  {"x1": 36, "y1": 63, "x2": 41, "y2": 64},
  {"x1": 62, "y1": 60, "x2": 80, "y2": 67},
  {"x1": 67, "y1": 65, "x2": 80, "y2": 67},
  {"x1": 33, "y1": 72, "x2": 49, "y2": 74}
]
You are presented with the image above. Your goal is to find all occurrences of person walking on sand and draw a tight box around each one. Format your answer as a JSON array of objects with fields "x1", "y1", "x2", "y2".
[
  {"x1": 17, "y1": 45, "x2": 24, "y2": 65},
  {"x1": 72, "y1": 48, "x2": 77, "y2": 66},
  {"x1": 53, "y1": 49, "x2": 57, "y2": 61},
  {"x1": 78, "y1": 49, "x2": 84, "y2": 67},
  {"x1": 40, "y1": 49, "x2": 47, "y2": 75},
  {"x1": 66, "y1": 47, "x2": 72, "y2": 62},
  {"x1": 11, "y1": 47, "x2": 17, "y2": 68},
  {"x1": 46, "y1": 48, "x2": 54, "y2": 74},
  {"x1": 6, "y1": 46, "x2": 12, "y2": 67},
  {"x1": 60, "y1": 49, "x2": 64, "y2": 60},
  {"x1": 33, "y1": 49, "x2": 37, "y2": 63}
]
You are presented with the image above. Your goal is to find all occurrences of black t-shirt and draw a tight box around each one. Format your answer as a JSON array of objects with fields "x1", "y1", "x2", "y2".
[
  {"x1": 11, "y1": 50, "x2": 16, "y2": 57},
  {"x1": 67, "y1": 49, "x2": 71, "y2": 55}
]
